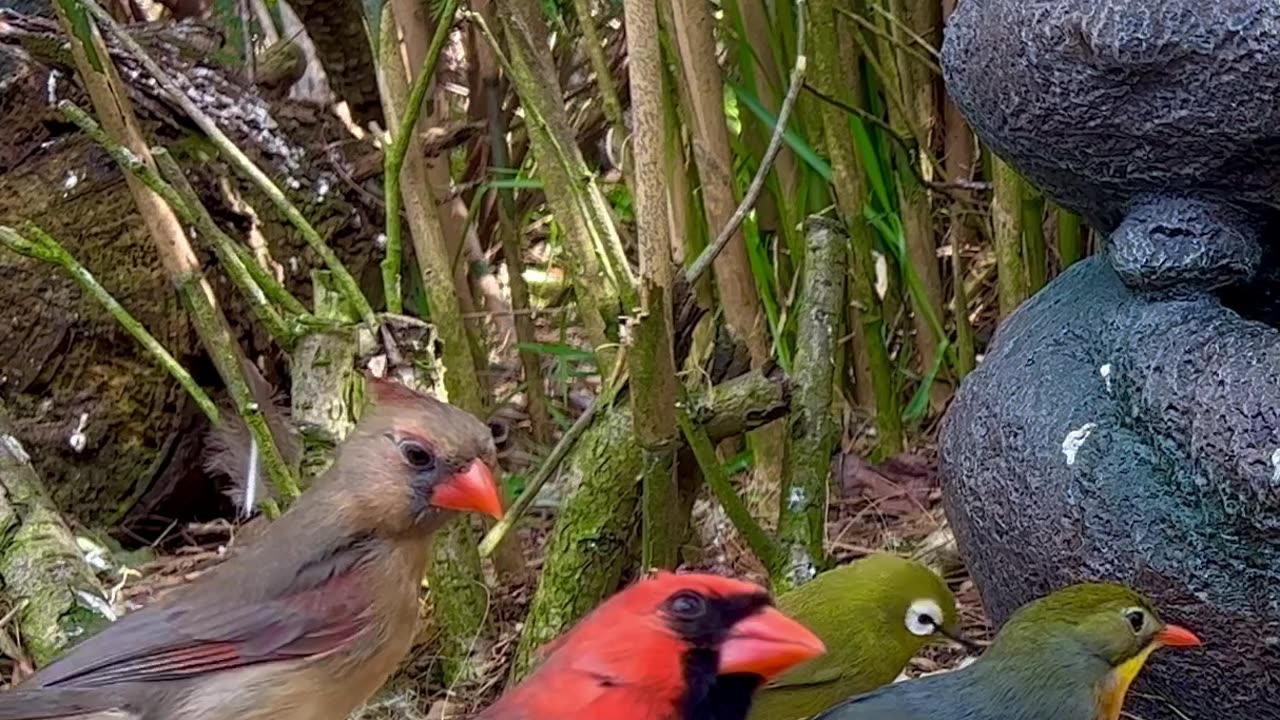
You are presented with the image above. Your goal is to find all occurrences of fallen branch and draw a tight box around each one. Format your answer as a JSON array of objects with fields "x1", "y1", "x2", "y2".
[{"x1": 0, "y1": 407, "x2": 113, "y2": 667}]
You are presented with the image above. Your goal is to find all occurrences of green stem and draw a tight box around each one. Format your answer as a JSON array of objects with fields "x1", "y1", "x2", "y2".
[
  {"x1": 676, "y1": 406, "x2": 780, "y2": 570},
  {"x1": 59, "y1": 102, "x2": 306, "y2": 348},
  {"x1": 151, "y1": 149, "x2": 297, "y2": 348},
  {"x1": 0, "y1": 225, "x2": 221, "y2": 425},
  {"x1": 381, "y1": 0, "x2": 460, "y2": 314}
]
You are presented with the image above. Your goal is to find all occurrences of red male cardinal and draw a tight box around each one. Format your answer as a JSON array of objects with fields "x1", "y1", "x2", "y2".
[
  {"x1": 477, "y1": 572, "x2": 826, "y2": 720},
  {"x1": 0, "y1": 376, "x2": 504, "y2": 720}
]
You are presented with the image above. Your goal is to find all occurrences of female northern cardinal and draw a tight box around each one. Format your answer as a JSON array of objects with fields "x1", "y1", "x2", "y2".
[
  {"x1": 809, "y1": 583, "x2": 1201, "y2": 720},
  {"x1": 0, "y1": 376, "x2": 504, "y2": 720},
  {"x1": 477, "y1": 572, "x2": 826, "y2": 720}
]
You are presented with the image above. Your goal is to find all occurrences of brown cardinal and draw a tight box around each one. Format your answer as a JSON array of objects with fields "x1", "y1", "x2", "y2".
[
  {"x1": 476, "y1": 572, "x2": 826, "y2": 720},
  {"x1": 0, "y1": 376, "x2": 504, "y2": 720}
]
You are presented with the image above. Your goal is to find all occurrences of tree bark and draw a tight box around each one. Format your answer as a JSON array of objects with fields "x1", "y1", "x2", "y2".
[{"x1": 774, "y1": 218, "x2": 845, "y2": 591}]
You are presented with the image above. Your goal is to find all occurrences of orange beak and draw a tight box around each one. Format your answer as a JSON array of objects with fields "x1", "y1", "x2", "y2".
[
  {"x1": 1156, "y1": 624, "x2": 1202, "y2": 648},
  {"x1": 718, "y1": 606, "x2": 826, "y2": 680},
  {"x1": 431, "y1": 460, "x2": 505, "y2": 520}
]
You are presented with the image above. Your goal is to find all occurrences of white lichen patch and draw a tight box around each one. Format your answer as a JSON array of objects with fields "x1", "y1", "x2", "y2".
[
  {"x1": 1270, "y1": 448, "x2": 1280, "y2": 483},
  {"x1": 68, "y1": 412, "x2": 89, "y2": 453},
  {"x1": 1099, "y1": 363, "x2": 1113, "y2": 393},
  {"x1": 787, "y1": 546, "x2": 817, "y2": 586},
  {"x1": 314, "y1": 176, "x2": 332, "y2": 201},
  {"x1": 787, "y1": 486, "x2": 807, "y2": 511},
  {"x1": 873, "y1": 250, "x2": 889, "y2": 300},
  {"x1": 46, "y1": 69, "x2": 62, "y2": 104},
  {"x1": 1062, "y1": 422, "x2": 1097, "y2": 466},
  {"x1": 76, "y1": 536, "x2": 112, "y2": 572},
  {"x1": 75, "y1": 590, "x2": 118, "y2": 622},
  {"x1": 374, "y1": 233, "x2": 388, "y2": 250},
  {"x1": 1, "y1": 434, "x2": 30, "y2": 464}
]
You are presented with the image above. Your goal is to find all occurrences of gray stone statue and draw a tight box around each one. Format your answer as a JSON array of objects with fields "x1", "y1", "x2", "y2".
[{"x1": 939, "y1": 1, "x2": 1280, "y2": 717}]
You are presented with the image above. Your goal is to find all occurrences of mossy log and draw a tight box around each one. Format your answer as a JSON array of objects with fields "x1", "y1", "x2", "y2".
[
  {"x1": 0, "y1": 35, "x2": 383, "y2": 536},
  {"x1": 511, "y1": 370, "x2": 790, "y2": 679},
  {"x1": 0, "y1": 406, "x2": 111, "y2": 667}
]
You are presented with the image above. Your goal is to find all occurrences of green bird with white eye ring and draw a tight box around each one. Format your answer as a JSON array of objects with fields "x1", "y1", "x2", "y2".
[{"x1": 748, "y1": 554, "x2": 964, "y2": 720}]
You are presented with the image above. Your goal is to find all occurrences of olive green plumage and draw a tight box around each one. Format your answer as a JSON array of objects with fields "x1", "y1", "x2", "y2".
[
  {"x1": 748, "y1": 554, "x2": 959, "y2": 720},
  {"x1": 812, "y1": 583, "x2": 1201, "y2": 720}
]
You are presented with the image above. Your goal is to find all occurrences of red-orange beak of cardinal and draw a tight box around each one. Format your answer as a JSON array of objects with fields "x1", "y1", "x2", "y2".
[
  {"x1": 431, "y1": 460, "x2": 505, "y2": 520},
  {"x1": 718, "y1": 605, "x2": 826, "y2": 680}
]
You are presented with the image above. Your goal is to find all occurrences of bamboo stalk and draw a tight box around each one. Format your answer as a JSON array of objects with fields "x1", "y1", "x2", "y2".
[
  {"x1": 941, "y1": 0, "x2": 976, "y2": 379},
  {"x1": 571, "y1": 0, "x2": 630, "y2": 189},
  {"x1": 991, "y1": 155, "x2": 1028, "y2": 317},
  {"x1": 810, "y1": 0, "x2": 903, "y2": 453},
  {"x1": 626, "y1": 0, "x2": 680, "y2": 570},
  {"x1": 1022, "y1": 183, "x2": 1047, "y2": 293},
  {"x1": 381, "y1": 0, "x2": 459, "y2": 314},
  {"x1": 376, "y1": 3, "x2": 491, "y2": 685},
  {"x1": 1057, "y1": 204, "x2": 1083, "y2": 269},
  {"x1": 479, "y1": 3, "x2": 636, "y2": 370}
]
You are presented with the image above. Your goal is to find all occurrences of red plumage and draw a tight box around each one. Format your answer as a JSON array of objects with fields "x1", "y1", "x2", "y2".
[{"x1": 477, "y1": 573, "x2": 824, "y2": 720}]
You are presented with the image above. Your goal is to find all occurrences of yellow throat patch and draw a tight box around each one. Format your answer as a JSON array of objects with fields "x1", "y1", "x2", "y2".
[{"x1": 1096, "y1": 642, "x2": 1160, "y2": 720}]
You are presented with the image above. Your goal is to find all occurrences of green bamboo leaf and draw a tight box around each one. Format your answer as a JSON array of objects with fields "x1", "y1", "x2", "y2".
[
  {"x1": 903, "y1": 339, "x2": 950, "y2": 423},
  {"x1": 482, "y1": 178, "x2": 544, "y2": 191},
  {"x1": 56, "y1": 0, "x2": 103, "y2": 73},
  {"x1": 849, "y1": 119, "x2": 893, "y2": 213},
  {"x1": 362, "y1": 0, "x2": 386, "y2": 55},
  {"x1": 727, "y1": 79, "x2": 831, "y2": 180},
  {"x1": 515, "y1": 342, "x2": 597, "y2": 363}
]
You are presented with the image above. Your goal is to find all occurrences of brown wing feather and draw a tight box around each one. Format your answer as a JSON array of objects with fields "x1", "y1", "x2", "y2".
[{"x1": 27, "y1": 545, "x2": 375, "y2": 689}]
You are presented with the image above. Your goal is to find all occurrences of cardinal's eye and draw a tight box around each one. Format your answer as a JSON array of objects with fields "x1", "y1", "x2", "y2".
[
  {"x1": 399, "y1": 440, "x2": 436, "y2": 470},
  {"x1": 1124, "y1": 609, "x2": 1146, "y2": 634},
  {"x1": 668, "y1": 591, "x2": 707, "y2": 620}
]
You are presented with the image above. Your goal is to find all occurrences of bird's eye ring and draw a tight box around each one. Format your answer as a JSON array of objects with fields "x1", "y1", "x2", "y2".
[
  {"x1": 668, "y1": 591, "x2": 707, "y2": 620},
  {"x1": 1124, "y1": 608, "x2": 1146, "y2": 634},
  {"x1": 398, "y1": 440, "x2": 436, "y2": 470},
  {"x1": 905, "y1": 598, "x2": 944, "y2": 637}
]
